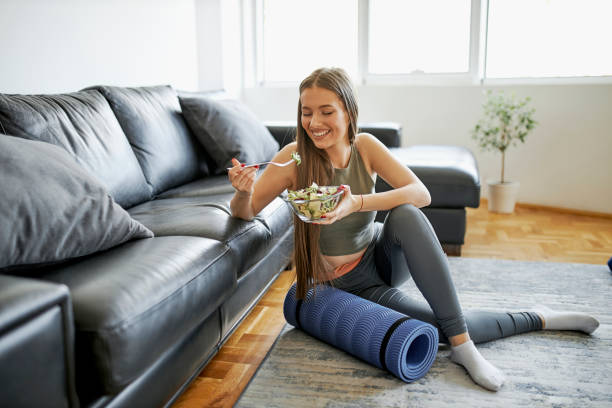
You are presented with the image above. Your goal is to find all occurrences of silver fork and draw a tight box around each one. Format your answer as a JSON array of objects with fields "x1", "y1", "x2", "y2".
[{"x1": 226, "y1": 159, "x2": 295, "y2": 170}]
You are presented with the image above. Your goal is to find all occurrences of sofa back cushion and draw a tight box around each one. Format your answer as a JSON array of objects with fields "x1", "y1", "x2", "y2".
[
  {"x1": 90, "y1": 85, "x2": 206, "y2": 195},
  {"x1": 0, "y1": 90, "x2": 151, "y2": 208},
  {"x1": 0, "y1": 136, "x2": 153, "y2": 270}
]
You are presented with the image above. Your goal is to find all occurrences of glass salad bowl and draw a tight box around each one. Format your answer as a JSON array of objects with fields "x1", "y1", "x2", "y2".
[{"x1": 281, "y1": 183, "x2": 344, "y2": 223}]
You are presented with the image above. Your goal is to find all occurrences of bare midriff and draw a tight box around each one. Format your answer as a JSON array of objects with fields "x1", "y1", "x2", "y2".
[{"x1": 320, "y1": 246, "x2": 367, "y2": 281}]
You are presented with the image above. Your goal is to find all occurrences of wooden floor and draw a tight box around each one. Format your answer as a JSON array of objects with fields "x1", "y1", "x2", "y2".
[{"x1": 172, "y1": 202, "x2": 612, "y2": 408}]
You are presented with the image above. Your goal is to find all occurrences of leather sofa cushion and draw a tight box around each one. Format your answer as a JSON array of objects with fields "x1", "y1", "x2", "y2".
[
  {"x1": 128, "y1": 193, "x2": 293, "y2": 278},
  {"x1": 42, "y1": 236, "x2": 233, "y2": 395},
  {"x1": 89, "y1": 85, "x2": 206, "y2": 195},
  {"x1": 0, "y1": 90, "x2": 151, "y2": 208},
  {"x1": 376, "y1": 145, "x2": 481, "y2": 208},
  {"x1": 156, "y1": 175, "x2": 234, "y2": 199},
  {"x1": 0, "y1": 136, "x2": 153, "y2": 270}
]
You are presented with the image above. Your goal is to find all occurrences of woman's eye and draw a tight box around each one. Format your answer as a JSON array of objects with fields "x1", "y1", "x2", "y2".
[
  {"x1": 323, "y1": 111, "x2": 333, "y2": 115},
  {"x1": 302, "y1": 113, "x2": 312, "y2": 117}
]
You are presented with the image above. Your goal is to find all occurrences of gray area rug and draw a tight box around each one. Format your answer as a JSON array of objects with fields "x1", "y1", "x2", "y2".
[{"x1": 236, "y1": 258, "x2": 612, "y2": 407}]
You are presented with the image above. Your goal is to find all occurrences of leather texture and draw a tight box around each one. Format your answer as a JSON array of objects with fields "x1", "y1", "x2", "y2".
[
  {"x1": 421, "y1": 208, "x2": 467, "y2": 245},
  {"x1": 219, "y1": 229, "x2": 294, "y2": 338},
  {"x1": 156, "y1": 175, "x2": 235, "y2": 199},
  {"x1": 88, "y1": 231, "x2": 294, "y2": 408},
  {"x1": 42, "y1": 236, "x2": 233, "y2": 396},
  {"x1": 0, "y1": 86, "x2": 296, "y2": 408},
  {"x1": 359, "y1": 122, "x2": 402, "y2": 148},
  {"x1": 0, "y1": 275, "x2": 78, "y2": 408},
  {"x1": 0, "y1": 90, "x2": 151, "y2": 208},
  {"x1": 128, "y1": 193, "x2": 293, "y2": 278},
  {"x1": 377, "y1": 145, "x2": 481, "y2": 208},
  {"x1": 265, "y1": 121, "x2": 401, "y2": 149},
  {"x1": 101, "y1": 310, "x2": 221, "y2": 408},
  {"x1": 88, "y1": 85, "x2": 206, "y2": 195}
]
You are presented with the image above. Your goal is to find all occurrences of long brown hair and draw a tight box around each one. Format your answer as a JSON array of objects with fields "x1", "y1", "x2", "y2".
[{"x1": 293, "y1": 67, "x2": 359, "y2": 299}]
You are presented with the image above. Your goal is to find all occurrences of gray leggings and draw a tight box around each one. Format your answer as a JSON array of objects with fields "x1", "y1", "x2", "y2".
[{"x1": 328, "y1": 204, "x2": 542, "y2": 344}]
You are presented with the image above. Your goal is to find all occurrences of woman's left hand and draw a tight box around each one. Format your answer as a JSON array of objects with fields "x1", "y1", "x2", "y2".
[{"x1": 314, "y1": 184, "x2": 360, "y2": 225}]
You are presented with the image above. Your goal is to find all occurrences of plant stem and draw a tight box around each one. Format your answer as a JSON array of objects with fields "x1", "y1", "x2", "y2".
[
  {"x1": 501, "y1": 130, "x2": 506, "y2": 183},
  {"x1": 501, "y1": 150, "x2": 505, "y2": 183}
]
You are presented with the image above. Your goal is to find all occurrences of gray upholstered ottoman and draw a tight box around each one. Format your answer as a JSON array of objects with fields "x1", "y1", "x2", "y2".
[{"x1": 266, "y1": 122, "x2": 481, "y2": 256}]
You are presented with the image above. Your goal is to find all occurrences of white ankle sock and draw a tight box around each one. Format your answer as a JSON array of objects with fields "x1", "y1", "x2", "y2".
[
  {"x1": 533, "y1": 305, "x2": 599, "y2": 334},
  {"x1": 450, "y1": 340, "x2": 505, "y2": 391}
]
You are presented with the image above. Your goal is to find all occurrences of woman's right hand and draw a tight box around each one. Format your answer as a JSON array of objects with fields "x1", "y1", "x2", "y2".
[{"x1": 228, "y1": 158, "x2": 258, "y2": 195}]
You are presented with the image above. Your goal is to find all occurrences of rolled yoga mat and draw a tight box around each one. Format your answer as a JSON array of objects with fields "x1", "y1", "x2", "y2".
[{"x1": 283, "y1": 283, "x2": 439, "y2": 383}]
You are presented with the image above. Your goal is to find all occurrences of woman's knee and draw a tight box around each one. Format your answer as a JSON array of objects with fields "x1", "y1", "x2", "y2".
[
  {"x1": 386, "y1": 204, "x2": 427, "y2": 231},
  {"x1": 384, "y1": 203, "x2": 441, "y2": 250}
]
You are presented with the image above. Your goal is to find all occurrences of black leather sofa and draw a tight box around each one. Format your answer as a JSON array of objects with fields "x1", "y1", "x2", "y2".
[
  {"x1": 267, "y1": 122, "x2": 481, "y2": 255},
  {"x1": 0, "y1": 86, "x2": 294, "y2": 408}
]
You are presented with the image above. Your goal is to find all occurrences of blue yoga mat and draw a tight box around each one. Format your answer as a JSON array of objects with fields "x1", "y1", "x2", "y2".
[{"x1": 283, "y1": 283, "x2": 439, "y2": 383}]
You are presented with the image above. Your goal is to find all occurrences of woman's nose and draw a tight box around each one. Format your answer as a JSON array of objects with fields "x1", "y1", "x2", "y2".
[{"x1": 310, "y1": 112, "x2": 323, "y2": 127}]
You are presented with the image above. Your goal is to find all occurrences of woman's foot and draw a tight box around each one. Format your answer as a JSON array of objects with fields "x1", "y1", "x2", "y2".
[
  {"x1": 533, "y1": 305, "x2": 599, "y2": 334},
  {"x1": 450, "y1": 340, "x2": 505, "y2": 391}
]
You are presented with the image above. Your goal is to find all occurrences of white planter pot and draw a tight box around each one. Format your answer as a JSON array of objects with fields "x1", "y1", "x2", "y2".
[{"x1": 487, "y1": 181, "x2": 520, "y2": 213}]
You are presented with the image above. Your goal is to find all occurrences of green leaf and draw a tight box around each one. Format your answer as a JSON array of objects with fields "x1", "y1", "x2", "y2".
[{"x1": 471, "y1": 90, "x2": 537, "y2": 155}]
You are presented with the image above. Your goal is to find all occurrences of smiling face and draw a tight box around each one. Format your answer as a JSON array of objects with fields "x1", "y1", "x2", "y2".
[{"x1": 300, "y1": 86, "x2": 350, "y2": 151}]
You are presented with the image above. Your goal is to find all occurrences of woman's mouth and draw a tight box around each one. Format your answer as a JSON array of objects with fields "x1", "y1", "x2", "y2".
[{"x1": 311, "y1": 129, "x2": 330, "y2": 138}]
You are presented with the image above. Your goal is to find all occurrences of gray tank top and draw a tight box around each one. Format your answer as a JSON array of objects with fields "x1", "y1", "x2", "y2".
[{"x1": 319, "y1": 144, "x2": 376, "y2": 256}]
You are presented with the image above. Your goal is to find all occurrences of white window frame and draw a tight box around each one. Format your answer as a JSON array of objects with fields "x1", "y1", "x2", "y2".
[
  {"x1": 480, "y1": 0, "x2": 612, "y2": 86},
  {"x1": 360, "y1": 0, "x2": 484, "y2": 86},
  {"x1": 246, "y1": 0, "x2": 612, "y2": 87}
]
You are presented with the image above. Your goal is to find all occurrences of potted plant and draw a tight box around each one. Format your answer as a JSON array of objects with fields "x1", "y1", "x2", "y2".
[{"x1": 472, "y1": 90, "x2": 537, "y2": 213}]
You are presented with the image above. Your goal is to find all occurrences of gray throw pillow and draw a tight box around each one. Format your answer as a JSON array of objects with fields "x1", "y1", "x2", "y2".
[
  {"x1": 0, "y1": 135, "x2": 154, "y2": 270},
  {"x1": 179, "y1": 96, "x2": 279, "y2": 173}
]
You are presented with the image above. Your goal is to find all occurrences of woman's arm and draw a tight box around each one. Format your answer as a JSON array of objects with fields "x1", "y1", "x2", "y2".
[
  {"x1": 358, "y1": 133, "x2": 431, "y2": 211},
  {"x1": 229, "y1": 142, "x2": 298, "y2": 220}
]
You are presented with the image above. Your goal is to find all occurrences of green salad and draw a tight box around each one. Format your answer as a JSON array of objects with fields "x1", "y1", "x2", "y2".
[
  {"x1": 286, "y1": 182, "x2": 341, "y2": 220},
  {"x1": 291, "y1": 151, "x2": 302, "y2": 165}
]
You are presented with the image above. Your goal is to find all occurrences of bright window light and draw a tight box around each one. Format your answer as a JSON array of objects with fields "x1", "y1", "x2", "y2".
[
  {"x1": 486, "y1": 0, "x2": 612, "y2": 78},
  {"x1": 368, "y1": 0, "x2": 471, "y2": 74},
  {"x1": 261, "y1": 0, "x2": 358, "y2": 83}
]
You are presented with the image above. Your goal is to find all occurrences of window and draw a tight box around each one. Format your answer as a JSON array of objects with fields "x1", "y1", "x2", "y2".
[
  {"x1": 368, "y1": 0, "x2": 472, "y2": 75},
  {"x1": 259, "y1": 0, "x2": 358, "y2": 83},
  {"x1": 252, "y1": 0, "x2": 612, "y2": 85},
  {"x1": 486, "y1": 0, "x2": 612, "y2": 78}
]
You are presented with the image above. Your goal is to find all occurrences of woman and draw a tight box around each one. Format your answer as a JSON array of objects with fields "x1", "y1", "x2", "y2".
[{"x1": 229, "y1": 67, "x2": 599, "y2": 391}]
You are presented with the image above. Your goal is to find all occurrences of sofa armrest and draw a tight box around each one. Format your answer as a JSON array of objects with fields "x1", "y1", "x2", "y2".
[
  {"x1": 265, "y1": 121, "x2": 402, "y2": 149},
  {"x1": 0, "y1": 275, "x2": 78, "y2": 407}
]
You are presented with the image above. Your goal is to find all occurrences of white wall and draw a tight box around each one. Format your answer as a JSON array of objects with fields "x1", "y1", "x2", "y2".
[
  {"x1": 0, "y1": 0, "x2": 199, "y2": 93},
  {"x1": 194, "y1": 0, "x2": 223, "y2": 91},
  {"x1": 1, "y1": 0, "x2": 610, "y2": 213},
  {"x1": 242, "y1": 83, "x2": 612, "y2": 214},
  {"x1": 194, "y1": 0, "x2": 242, "y2": 95}
]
